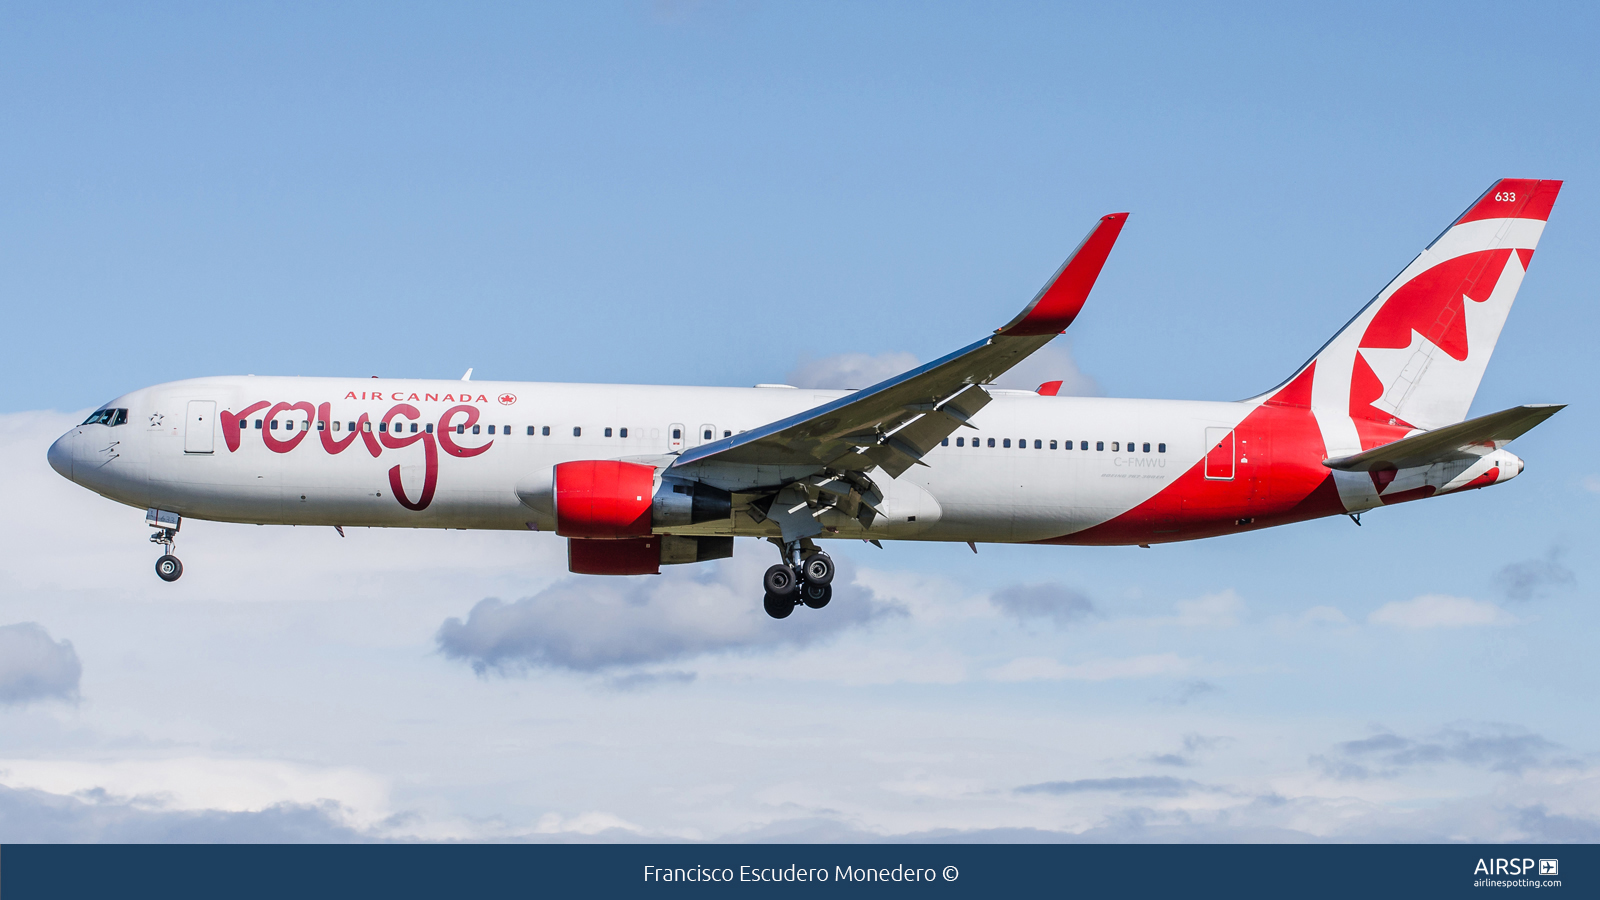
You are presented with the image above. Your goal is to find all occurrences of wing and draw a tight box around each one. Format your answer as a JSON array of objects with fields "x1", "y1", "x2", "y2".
[
  {"x1": 1323, "y1": 404, "x2": 1564, "y2": 472},
  {"x1": 669, "y1": 212, "x2": 1128, "y2": 484}
]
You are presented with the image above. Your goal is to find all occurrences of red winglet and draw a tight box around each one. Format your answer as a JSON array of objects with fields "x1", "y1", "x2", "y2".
[
  {"x1": 1036, "y1": 380, "x2": 1064, "y2": 396},
  {"x1": 997, "y1": 212, "x2": 1128, "y2": 336},
  {"x1": 1455, "y1": 179, "x2": 1563, "y2": 225}
]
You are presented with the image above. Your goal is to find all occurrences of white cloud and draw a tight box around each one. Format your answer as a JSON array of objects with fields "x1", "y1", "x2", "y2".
[
  {"x1": 1367, "y1": 595, "x2": 1516, "y2": 629},
  {"x1": 1123, "y1": 590, "x2": 1248, "y2": 629},
  {"x1": 988, "y1": 653, "x2": 1190, "y2": 682},
  {"x1": 785, "y1": 352, "x2": 920, "y2": 390},
  {"x1": 1581, "y1": 475, "x2": 1600, "y2": 493},
  {"x1": 1172, "y1": 590, "x2": 1247, "y2": 627},
  {"x1": 1299, "y1": 606, "x2": 1350, "y2": 625},
  {"x1": 0, "y1": 622, "x2": 81, "y2": 705},
  {"x1": 533, "y1": 811, "x2": 643, "y2": 836},
  {"x1": 990, "y1": 342, "x2": 1101, "y2": 396},
  {"x1": 783, "y1": 342, "x2": 1100, "y2": 396},
  {"x1": 0, "y1": 757, "x2": 392, "y2": 829},
  {"x1": 436, "y1": 553, "x2": 901, "y2": 674}
]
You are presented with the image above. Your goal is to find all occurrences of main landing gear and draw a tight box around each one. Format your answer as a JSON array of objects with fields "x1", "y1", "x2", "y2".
[
  {"x1": 146, "y1": 508, "x2": 184, "y2": 582},
  {"x1": 762, "y1": 539, "x2": 835, "y2": 619}
]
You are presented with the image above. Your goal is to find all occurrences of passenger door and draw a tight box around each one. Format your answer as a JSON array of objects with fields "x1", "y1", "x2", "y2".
[
  {"x1": 1203, "y1": 427, "x2": 1234, "y2": 480},
  {"x1": 184, "y1": 400, "x2": 216, "y2": 454}
]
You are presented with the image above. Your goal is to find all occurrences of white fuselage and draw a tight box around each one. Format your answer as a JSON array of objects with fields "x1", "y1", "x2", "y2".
[{"x1": 49, "y1": 375, "x2": 1261, "y2": 545}]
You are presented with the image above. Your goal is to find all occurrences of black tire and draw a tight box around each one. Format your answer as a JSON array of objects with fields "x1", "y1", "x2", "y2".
[
  {"x1": 801, "y1": 582, "x2": 832, "y2": 609},
  {"x1": 155, "y1": 555, "x2": 183, "y2": 582},
  {"x1": 763, "y1": 564, "x2": 799, "y2": 598},
  {"x1": 763, "y1": 591, "x2": 795, "y2": 619},
  {"x1": 801, "y1": 553, "x2": 835, "y2": 586}
]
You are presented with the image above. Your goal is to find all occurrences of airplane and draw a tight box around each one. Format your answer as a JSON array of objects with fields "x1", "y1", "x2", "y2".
[{"x1": 48, "y1": 179, "x2": 1564, "y2": 619}]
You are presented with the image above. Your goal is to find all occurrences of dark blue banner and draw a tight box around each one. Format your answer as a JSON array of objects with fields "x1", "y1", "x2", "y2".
[{"x1": 2, "y1": 843, "x2": 1593, "y2": 898}]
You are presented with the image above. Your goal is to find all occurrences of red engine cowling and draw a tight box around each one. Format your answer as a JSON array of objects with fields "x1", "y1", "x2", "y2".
[
  {"x1": 553, "y1": 460, "x2": 655, "y2": 539},
  {"x1": 568, "y1": 536, "x2": 661, "y2": 576}
]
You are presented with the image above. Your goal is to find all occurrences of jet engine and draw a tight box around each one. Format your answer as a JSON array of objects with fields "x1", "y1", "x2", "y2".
[
  {"x1": 551, "y1": 461, "x2": 736, "y2": 574},
  {"x1": 552, "y1": 462, "x2": 733, "y2": 538}
]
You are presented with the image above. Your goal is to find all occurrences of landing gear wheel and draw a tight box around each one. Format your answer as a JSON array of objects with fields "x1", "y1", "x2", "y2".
[
  {"x1": 801, "y1": 552, "x2": 835, "y2": 586},
  {"x1": 801, "y1": 582, "x2": 832, "y2": 609},
  {"x1": 763, "y1": 592, "x2": 795, "y2": 619},
  {"x1": 155, "y1": 555, "x2": 183, "y2": 582},
  {"x1": 763, "y1": 564, "x2": 799, "y2": 598}
]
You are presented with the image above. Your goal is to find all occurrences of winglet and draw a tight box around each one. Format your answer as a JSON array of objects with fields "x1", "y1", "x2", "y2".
[{"x1": 996, "y1": 212, "x2": 1128, "y2": 336}]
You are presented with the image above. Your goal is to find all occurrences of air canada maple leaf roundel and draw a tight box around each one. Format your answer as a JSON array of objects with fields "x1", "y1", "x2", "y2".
[{"x1": 498, "y1": 393, "x2": 517, "y2": 405}]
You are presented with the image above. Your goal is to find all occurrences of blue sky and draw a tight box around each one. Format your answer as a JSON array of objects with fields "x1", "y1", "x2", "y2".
[{"x1": 1, "y1": 2, "x2": 1598, "y2": 841}]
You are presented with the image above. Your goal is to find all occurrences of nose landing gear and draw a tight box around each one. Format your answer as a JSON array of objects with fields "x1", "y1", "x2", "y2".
[
  {"x1": 761, "y1": 539, "x2": 835, "y2": 619},
  {"x1": 146, "y1": 508, "x2": 184, "y2": 582}
]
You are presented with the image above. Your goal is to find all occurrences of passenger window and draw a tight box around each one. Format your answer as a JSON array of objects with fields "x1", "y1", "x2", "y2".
[
  {"x1": 723, "y1": 430, "x2": 731, "y2": 438},
  {"x1": 940, "y1": 438, "x2": 948, "y2": 447},
  {"x1": 1050, "y1": 440, "x2": 1057, "y2": 449},
  {"x1": 703, "y1": 429, "x2": 712, "y2": 440},
  {"x1": 1143, "y1": 442, "x2": 1150, "y2": 452},
  {"x1": 604, "y1": 427, "x2": 612, "y2": 437},
  {"x1": 1096, "y1": 441, "x2": 1104, "y2": 451},
  {"x1": 270, "y1": 420, "x2": 279, "y2": 431},
  {"x1": 1003, "y1": 439, "x2": 1011, "y2": 448},
  {"x1": 363, "y1": 422, "x2": 372, "y2": 433},
  {"x1": 672, "y1": 428, "x2": 681, "y2": 439},
  {"x1": 956, "y1": 437, "x2": 964, "y2": 447},
  {"x1": 621, "y1": 428, "x2": 629, "y2": 438},
  {"x1": 573, "y1": 427, "x2": 581, "y2": 437},
  {"x1": 472, "y1": 425, "x2": 480, "y2": 434},
  {"x1": 542, "y1": 426, "x2": 550, "y2": 436},
  {"x1": 455, "y1": 425, "x2": 464, "y2": 434},
  {"x1": 256, "y1": 420, "x2": 263, "y2": 429},
  {"x1": 411, "y1": 423, "x2": 419, "y2": 433},
  {"x1": 1034, "y1": 439, "x2": 1042, "y2": 449},
  {"x1": 1080, "y1": 441, "x2": 1087, "y2": 450},
  {"x1": 488, "y1": 425, "x2": 496, "y2": 435},
  {"x1": 346, "y1": 422, "x2": 354, "y2": 431},
  {"x1": 1158, "y1": 443, "x2": 1166, "y2": 453},
  {"x1": 1111, "y1": 441, "x2": 1119, "y2": 451},
  {"x1": 317, "y1": 420, "x2": 325, "y2": 431},
  {"x1": 987, "y1": 438, "x2": 995, "y2": 448},
  {"x1": 526, "y1": 426, "x2": 534, "y2": 435},
  {"x1": 426, "y1": 423, "x2": 434, "y2": 434},
  {"x1": 378, "y1": 422, "x2": 387, "y2": 433}
]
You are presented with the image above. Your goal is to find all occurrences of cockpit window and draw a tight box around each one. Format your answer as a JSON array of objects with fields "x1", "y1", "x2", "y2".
[{"x1": 81, "y1": 408, "x2": 128, "y2": 427}]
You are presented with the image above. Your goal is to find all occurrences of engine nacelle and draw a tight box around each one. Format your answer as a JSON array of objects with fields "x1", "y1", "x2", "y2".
[
  {"x1": 553, "y1": 460, "x2": 655, "y2": 539},
  {"x1": 567, "y1": 535, "x2": 734, "y2": 575},
  {"x1": 568, "y1": 536, "x2": 662, "y2": 575}
]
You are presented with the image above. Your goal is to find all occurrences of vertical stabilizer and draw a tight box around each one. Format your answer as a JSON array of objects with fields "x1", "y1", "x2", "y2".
[{"x1": 1284, "y1": 179, "x2": 1561, "y2": 453}]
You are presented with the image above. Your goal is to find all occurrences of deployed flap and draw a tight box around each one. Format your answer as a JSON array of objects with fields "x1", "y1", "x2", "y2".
[
  {"x1": 668, "y1": 212, "x2": 1128, "y2": 478},
  {"x1": 1323, "y1": 403, "x2": 1563, "y2": 472}
]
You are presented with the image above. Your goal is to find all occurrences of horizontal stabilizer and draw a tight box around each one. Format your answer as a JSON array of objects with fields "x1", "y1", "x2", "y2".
[{"x1": 1323, "y1": 404, "x2": 1564, "y2": 472}]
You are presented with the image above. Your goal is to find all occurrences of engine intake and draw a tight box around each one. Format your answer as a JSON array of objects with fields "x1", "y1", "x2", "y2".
[{"x1": 553, "y1": 460, "x2": 654, "y2": 539}]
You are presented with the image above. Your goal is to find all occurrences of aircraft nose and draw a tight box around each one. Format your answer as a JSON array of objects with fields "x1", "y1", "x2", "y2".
[{"x1": 47, "y1": 431, "x2": 76, "y2": 481}]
